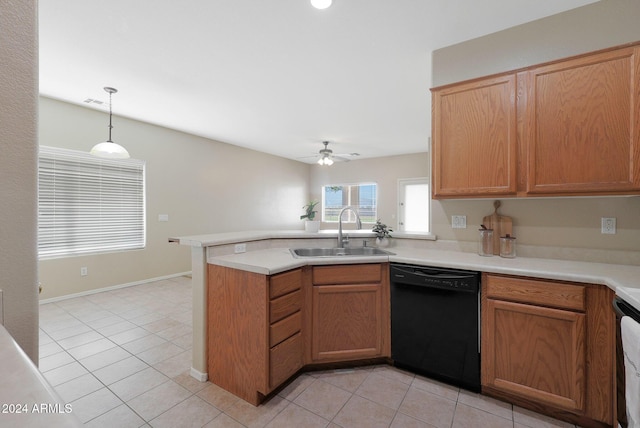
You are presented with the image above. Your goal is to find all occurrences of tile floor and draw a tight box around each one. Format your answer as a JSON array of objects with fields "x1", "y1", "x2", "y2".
[{"x1": 39, "y1": 275, "x2": 579, "y2": 428}]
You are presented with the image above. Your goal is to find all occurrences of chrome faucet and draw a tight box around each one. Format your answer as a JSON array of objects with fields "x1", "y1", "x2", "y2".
[{"x1": 337, "y1": 206, "x2": 362, "y2": 248}]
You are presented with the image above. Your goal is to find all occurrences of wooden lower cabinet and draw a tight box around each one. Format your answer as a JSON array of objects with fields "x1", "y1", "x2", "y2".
[
  {"x1": 207, "y1": 262, "x2": 390, "y2": 406},
  {"x1": 207, "y1": 265, "x2": 304, "y2": 405},
  {"x1": 312, "y1": 283, "x2": 383, "y2": 361},
  {"x1": 311, "y1": 264, "x2": 391, "y2": 362},
  {"x1": 482, "y1": 274, "x2": 615, "y2": 427}
]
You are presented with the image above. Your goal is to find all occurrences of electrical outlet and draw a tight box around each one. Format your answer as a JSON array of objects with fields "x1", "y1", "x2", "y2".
[
  {"x1": 80, "y1": 267, "x2": 88, "y2": 276},
  {"x1": 601, "y1": 217, "x2": 616, "y2": 234},
  {"x1": 234, "y1": 243, "x2": 247, "y2": 254},
  {"x1": 452, "y1": 215, "x2": 467, "y2": 229},
  {"x1": 158, "y1": 214, "x2": 169, "y2": 222}
]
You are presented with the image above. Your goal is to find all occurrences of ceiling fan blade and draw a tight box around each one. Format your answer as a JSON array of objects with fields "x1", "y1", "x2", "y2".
[
  {"x1": 332, "y1": 155, "x2": 351, "y2": 162},
  {"x1": 296, "y1": 141, "x2": 358, "y2": 163}
]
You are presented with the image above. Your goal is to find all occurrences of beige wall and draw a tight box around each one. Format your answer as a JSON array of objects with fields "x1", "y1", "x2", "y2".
[
  {"x1": 433, "y1": 197, "x2": 640, "y2": 253},
  {"x1": 39, "y1": 97, "x2": 310, "y2": 300},
  {"x1": 32, "y1": 0, "x2": 640, "y2": 304},
  {"x1": 309, "y1": 153, "x2": 640, "y2": 259},
  {"x1": 432, "y1": 0, "x2": 640, "y2": 87},
  {"x1": 430, "y1": 0, "x2": 640, "y2": 260},
  {"x1": 0, "y1": 0, "x2": 39, "y2": 361},
  {"x1": 309, "y1": 153, "x2": 429, "y2": 230}
]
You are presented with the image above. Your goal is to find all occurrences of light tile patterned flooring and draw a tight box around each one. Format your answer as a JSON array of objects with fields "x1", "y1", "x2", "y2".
[{"x1": 39, "y1": 276, "x2": 578, "y2": 428}]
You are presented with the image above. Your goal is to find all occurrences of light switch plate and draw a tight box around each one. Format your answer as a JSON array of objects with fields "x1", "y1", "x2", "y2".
[
  {"x1": 158, "y1": 214, "x2": 169, "y2": 222},
  {"x1": 452, "y1": 215, "x2": 467, "y2": 229},
  {"x1": 601, "y1": 217, "x2": 616, "y2": 234}
]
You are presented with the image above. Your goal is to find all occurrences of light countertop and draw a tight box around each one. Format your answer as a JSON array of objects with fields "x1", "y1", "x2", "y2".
[
  {"x1": 174, "y1": 229, "x2": 640, "y2": 311},
  {"x1": 207, "y1": 244, "x2": 640, "y2": 311},
  {"x1": 172, "y1": 229, "x2": 432, "y2": 247},
  {"x1": 0, "y1": 325, "x2": 83, "y2": 427}
]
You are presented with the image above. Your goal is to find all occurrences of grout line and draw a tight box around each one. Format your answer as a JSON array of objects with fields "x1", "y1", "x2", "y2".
[{"x1": 40, "y1": 278, "x2": 572, "y2": 428}]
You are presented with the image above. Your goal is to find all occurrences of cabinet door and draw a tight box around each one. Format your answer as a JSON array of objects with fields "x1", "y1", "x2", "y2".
[
  {"x1": 523, "y1": 46, "x2": 640, "y2": 194},
  {"x1": 432, "y1": 74, "x2": 517, "y2": 198},
  {"x1": 482, "y1": 298, "x2": 586, "y2": 413},
  {"x1": 270, "y1": 332, "x2": 303, "y2": 390},
  {"x1": 312, "y1": 284, "x2": 382, "y2": 362}
]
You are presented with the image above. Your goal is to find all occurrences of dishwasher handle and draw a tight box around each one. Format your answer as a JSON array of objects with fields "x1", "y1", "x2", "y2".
[
  {"x1": 390, "y1": 264, "x2": 479, "y2": 293},
  {"x1": 391, "y1": 265, "x2": 478, "y2": 281},
  {"x1": 613, "y1": 297, "x2": 640, "y2": 323}
]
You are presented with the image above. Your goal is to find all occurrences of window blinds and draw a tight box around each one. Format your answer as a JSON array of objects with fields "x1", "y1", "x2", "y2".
[{"x1": 38, "y1": 146, "x2": 146, "y2": 259}]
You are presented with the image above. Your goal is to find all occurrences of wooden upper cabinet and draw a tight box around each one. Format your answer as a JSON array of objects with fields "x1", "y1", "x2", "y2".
[
  {"x1": 432, "y1": 74, "x2": 518, "y2": 198},
  {"x1": 523, "y1": 46, "x2": 640, "y2": 195},
  {"x1": 432, "y1": 42, "x2": 640, "y2": 198}
]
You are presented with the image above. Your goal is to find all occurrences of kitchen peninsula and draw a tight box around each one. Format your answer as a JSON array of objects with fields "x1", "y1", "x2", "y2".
[{"x1": 175, "y1": 230, "x2": 640, "y2": 427}]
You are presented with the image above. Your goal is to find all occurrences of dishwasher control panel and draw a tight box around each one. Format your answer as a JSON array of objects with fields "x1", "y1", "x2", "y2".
[{"x1": 390, "y1": 264, "x2": 479, "y2": 293}]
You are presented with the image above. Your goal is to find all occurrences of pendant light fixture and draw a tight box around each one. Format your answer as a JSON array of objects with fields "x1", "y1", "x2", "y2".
[
  {"x1": 311, "y1": 0, "x2": 332, "y2": 10},
  {"x1": 90, "y1": 86, "x2": 130, "y2": 159}
]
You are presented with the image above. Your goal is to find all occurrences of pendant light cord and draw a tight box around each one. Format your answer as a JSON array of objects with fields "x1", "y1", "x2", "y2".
[
  {"x1": 104, "y1": 86, "x2": 118, "y2": 143},
  {"x1": 107, "y1": 91, "x2": 113, "y2": 142}
]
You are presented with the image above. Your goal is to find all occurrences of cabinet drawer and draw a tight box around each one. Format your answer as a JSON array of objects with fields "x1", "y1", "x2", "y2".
[
  {"x1": 270, "y1": 311, "x2": 301, "y2": 347},
  {"x1": 270, "y1": 332, "x2": 303, "y2": 390},
  {"x1": 313, "y1": 264, "x2": 382, "y2": 285},
  {"x1": 269, "y1": 269, "x2": 301, "y2": 299},
  {"x1": 485, "y1": 274, "x2": 585, "y2": 312},
  {"x1": 270, "y1": 289, "x2": 301, "y2": 323}
]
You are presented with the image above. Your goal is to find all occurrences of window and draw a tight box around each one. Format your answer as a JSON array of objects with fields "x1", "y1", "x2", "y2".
[
  {"x1": 38, "y1": 146, "x2": 146, "y2": 259},
  {"x1": 398, "y1": 178, "x2": 430, "y2": 233},
  {"x1": 322, "y1": 183, "x2": 377, "y2": 223}
]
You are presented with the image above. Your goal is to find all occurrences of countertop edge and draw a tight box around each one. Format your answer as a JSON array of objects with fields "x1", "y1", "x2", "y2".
[{"x1": 171, "y1": 230, "x2": 437, "y2": 247}]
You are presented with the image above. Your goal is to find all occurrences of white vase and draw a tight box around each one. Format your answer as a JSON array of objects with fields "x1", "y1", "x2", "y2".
[
  {"x1": 376, "y1": 237, "x2": 389, "y2": 247},
  {"x1": 304, "y1": 220, "x2": 320, "y2": 233}
]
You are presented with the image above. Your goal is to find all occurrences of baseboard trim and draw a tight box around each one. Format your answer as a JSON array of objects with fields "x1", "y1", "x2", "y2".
[
  {"x1": 38, "y1": 271, "x2": 192, "y2": 304},
  {"x1": 190, "y1": 367, "x2": 208, "y2": 382}
]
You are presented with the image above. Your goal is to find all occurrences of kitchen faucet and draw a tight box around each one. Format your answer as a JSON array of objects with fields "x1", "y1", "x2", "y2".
[{"x1": 337, "y1": 206, "x2": 362, "y2": 248}]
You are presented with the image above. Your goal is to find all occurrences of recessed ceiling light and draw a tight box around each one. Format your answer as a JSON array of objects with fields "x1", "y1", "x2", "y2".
[{"x1": 310, "y1": 0, "x2": 332, "y2": 10}]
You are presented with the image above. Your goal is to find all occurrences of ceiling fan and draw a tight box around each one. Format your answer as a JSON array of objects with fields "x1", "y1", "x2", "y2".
[{"x1": 299, "y1": 141, "x2": 359, "y2": 165}]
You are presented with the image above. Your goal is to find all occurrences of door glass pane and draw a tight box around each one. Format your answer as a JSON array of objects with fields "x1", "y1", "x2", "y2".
[{"x1": 400, "y1": 181, "x2": 429, "y2": 233}]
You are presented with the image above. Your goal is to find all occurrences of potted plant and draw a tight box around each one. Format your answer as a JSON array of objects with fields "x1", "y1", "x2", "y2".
[
  {"x1": 372, "y1": 219, "x2": 392, "y2": 247},
  {"x1": 301, "y1": 201, "x2": 320, "y2": 232}
]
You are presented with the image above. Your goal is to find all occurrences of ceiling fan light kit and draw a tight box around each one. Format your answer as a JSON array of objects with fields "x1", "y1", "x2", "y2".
[
  {"x1": 317, "y1": 141, "x2": 335, "y2": 166},
  {"x1": 297, "y1": 141, "x2": 355, "y2": 165},
  {"x1": 90, "y1": 86, "x2": 130, "y2": 159},
  {"x1": 310, "y1": 0, "x2": 332, "y2": 10},
  {"x1": 317, "y1": 155, "x2": 334, "y2": 166}
]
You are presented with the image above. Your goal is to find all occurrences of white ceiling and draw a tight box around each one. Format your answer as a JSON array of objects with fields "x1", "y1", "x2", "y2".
[{"x1": 39, "y1": 0, "x2": 597, "y2": 163}]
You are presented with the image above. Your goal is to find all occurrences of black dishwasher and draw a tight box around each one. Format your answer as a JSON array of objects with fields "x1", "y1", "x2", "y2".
[{"x1": 390, "y1": 263, "x2": 480, "y2": 392}]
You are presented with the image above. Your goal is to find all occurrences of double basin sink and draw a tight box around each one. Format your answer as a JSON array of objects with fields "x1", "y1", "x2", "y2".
[{"x1": 290, "y1": 247, "x2": 394, "y2": 258}]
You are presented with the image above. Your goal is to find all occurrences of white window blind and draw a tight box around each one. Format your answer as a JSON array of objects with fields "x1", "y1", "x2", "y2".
[{"x1": 38, "y1": 146, "x2": 146, "y2": 259}]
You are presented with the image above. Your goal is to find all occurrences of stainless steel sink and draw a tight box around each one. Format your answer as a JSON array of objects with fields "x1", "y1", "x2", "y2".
[{"x1": 290, "y1": 247, "x2": 394, "y2": 258}]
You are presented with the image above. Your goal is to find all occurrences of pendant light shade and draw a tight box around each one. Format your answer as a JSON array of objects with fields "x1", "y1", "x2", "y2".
[
  {"x1": 311, "y1": 0, "x2": 332, "y2": 10},
  {"x1": 90, "y1": 87, "x2": 130, "y2": 159}
]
